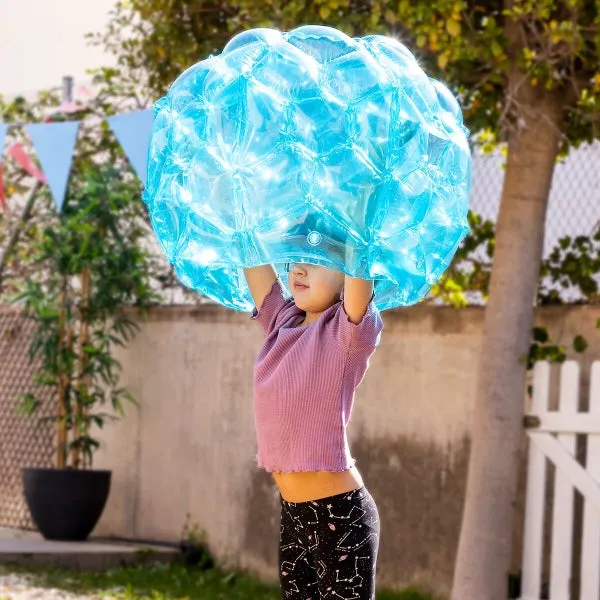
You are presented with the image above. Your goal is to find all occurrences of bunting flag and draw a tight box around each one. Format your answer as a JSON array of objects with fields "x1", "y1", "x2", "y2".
[
  {"x1": 0, "y1": 106, "x2": 153, "y2": 212},
  {"x1": 58, "y1": 101, "x2": 84, "y2": 114},
  {"x1": 77, "y1": 85, "x2": 96, "y2": 98},
  {"x1": 0, "y1": 124, "x2": 7, "y2": 211},
  {"x1": 8, "y1": 142, "x2": 48, "y2": 183},
  {"x1": 0, "y1": 124, "x2": 7, "y2": 157},
  {"x1": 107, "y1": 109, "x2": 153, "y2": 185},
  {"x1": 25, "y1": 121, "x2": 79, "y2": 211}
]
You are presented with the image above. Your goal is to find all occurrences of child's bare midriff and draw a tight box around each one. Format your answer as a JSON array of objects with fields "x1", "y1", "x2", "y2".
[{"x1": 273, "y1": 466, "x2": 364, "y2": 503}]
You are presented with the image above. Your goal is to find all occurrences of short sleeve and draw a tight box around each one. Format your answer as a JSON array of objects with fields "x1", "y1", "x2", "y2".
[
  {"x1": 250, "y1": 279, "x2": 291, "y2": 335},
  {"x1": 332, "y1": 292, "x2": 383, "y2": 353}
]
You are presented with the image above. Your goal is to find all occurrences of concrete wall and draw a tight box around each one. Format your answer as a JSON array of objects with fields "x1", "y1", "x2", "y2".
[{"x1": 93, "y1": 303, "x2": 600, "y2": 597}]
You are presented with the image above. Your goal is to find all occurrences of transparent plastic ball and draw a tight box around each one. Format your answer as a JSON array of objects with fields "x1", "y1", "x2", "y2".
[{"x1": 144, "y1": 25, "x2": 471, "y2": 311}]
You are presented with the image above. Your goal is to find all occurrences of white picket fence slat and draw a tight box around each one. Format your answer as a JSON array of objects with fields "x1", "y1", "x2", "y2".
[
  {"x1": 520, "y1": 361, "x2": 600, "y2": 600},
  {"x1": 581, "y1": 362, "x2": 600, "y2": 600},
  {"x1": 525, "y1": 412, "x2": 600, "y2": 434},
  {"x1": 521, "y1": 362, "x2": 550, "y2": 600},
  {"x1": 549, "y1": 362, "x2": 578, "y2": 599}
]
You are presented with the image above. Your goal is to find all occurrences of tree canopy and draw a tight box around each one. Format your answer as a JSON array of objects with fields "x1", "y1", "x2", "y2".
[{"x1": 90, "y1": 0, "x2": 600, "y2": 151}]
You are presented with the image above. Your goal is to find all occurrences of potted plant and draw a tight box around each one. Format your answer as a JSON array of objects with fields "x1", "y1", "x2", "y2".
[{"x1": 13, "y1": 162, "x2": 157, "y2": 541}]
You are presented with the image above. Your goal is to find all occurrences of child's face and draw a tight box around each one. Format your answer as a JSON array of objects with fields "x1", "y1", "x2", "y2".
[{"x1": 287, "y1": 263, "x2": 344, "y2": 314}]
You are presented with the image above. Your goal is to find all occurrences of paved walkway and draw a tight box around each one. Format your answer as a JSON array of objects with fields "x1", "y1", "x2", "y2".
[{"x1": 0, "y1": 527, "x2": 177, "y2": 571}]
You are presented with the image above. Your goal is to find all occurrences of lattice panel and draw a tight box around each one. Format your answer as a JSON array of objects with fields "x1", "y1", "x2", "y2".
[
  {"x1": 470, "y1": 143, "x2": 600, "y2": 257},
  {"x1": 0, "y1": 306, "x2": 54, "y2": 529}
]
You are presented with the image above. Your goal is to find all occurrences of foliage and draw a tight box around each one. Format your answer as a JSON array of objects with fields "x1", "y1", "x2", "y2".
[
  {"x1": 91, "y1": 0, "x2": 600, "y2": 154},
  {"x1": 0, "y1": 563, "x2": 436, "y2": 600},
  {"x1": 434, "y1": 211, "x2": 599, "y2": 367},
  {"x1": 433, "y1": 210, "x2": 600, "y2": 308},
  {"x1": 87, "y1": 0, "x2": 379, "y2": 100},
  {"x1": 0, "y1": 74, "x2": 170, "y2": 470},
  {"x1": 10, "y1": 164, "x2": 158, "y2": 469},
  {"x1": 88, "y1": 1, "x2": 600, "y2": 371},
  {"x1": 525, "y1": 327, "x2": 587, "y2": 370},
  {"x1": 90, "y1": 0, "x2": 600, "y2": 301},
  {"x1": 0, "y1": 92, "x2": 62, "y2": 286},
  {"x1": 180, "y1": 515, "x2": 215, "y2": 569},
  {"x1": 382, "y1": 0, "x2": 600, "y2": 152},
  {"x1": 0, "y1": 86, "x2": 190, "y2": 303},
  {"x1": 538, "y1": 227, "x2": 600, "y2": 304},
  {"x1": 524, "y1": 225, "x2": 598, "y2": 373}
]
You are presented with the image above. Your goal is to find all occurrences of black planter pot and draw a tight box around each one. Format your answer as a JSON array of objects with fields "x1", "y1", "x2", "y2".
[{"x1": 22, "y1": 467, "x2": 111, "y2": 541}]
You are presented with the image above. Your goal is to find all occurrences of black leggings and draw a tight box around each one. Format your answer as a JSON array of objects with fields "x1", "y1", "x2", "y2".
[{"x1": 279, "y1": 486, "x2": 380, "y2": 599}]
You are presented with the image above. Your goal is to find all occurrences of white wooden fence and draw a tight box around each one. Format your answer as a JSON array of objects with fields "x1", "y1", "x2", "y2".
[{"x1": 521, "y1": 361, "x2": 600, "y2": 600}]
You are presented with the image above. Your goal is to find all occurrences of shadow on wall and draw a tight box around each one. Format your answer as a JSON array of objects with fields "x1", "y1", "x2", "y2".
[
  {"x1": 240, "y1": 431, "x2": 471, "y2": 598},
  {"x1": 242, "y1": 468, "x2": 281, "y2": 579}
]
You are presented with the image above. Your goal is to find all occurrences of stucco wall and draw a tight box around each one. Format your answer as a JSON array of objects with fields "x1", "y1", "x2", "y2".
[{"x1": 93, "y1": 303, "x2": 600, "y2": 597}]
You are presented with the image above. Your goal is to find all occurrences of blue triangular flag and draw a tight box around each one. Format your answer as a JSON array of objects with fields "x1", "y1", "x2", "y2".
[
  {"x1": 25, "y1": 121, "x2": 79, "y2": 211},
  {"x1": 0, "y1": 124, "x2": 8, "y2": 157},
  {"x1": 107, "y1": 110, "x2": 154, "y2": 185}
]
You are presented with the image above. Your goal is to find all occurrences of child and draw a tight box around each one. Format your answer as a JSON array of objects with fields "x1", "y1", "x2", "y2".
[{"x1": 244, "y1": 261, "x2": 383, "y2": 599}]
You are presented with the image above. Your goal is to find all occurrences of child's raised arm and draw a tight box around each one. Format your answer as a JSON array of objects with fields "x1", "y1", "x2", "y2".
[
  {"x1": 244, "y1": 265, "x2": 278, "y2": 311},
  {"x1": 343, "y1": 276, "x2": 374, "y2": 324}
]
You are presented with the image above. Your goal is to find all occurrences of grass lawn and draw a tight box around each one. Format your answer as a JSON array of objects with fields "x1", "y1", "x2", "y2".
[{"x1": 0, "y1": 562, "x2": 440, "y2": 600}]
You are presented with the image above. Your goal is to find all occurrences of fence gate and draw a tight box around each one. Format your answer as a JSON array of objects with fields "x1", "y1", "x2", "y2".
[{"x1": 520, "y1": 360, "x2": 600, "y2": 600}]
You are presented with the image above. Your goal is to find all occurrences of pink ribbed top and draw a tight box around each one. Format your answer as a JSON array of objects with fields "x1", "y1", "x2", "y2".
[{"x1": 251, "y1": 279, "x2": 383, "y2": 473}]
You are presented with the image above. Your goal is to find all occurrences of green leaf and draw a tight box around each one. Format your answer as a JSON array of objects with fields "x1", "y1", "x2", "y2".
[
  {"x1": 532, "y1": 327, "x2": 549, "y2": 343},
  {"x1": 15, "y1": 393, "x2": 40, "y2": 416},
  {"x1": 446, "y1": 18, "x2": 461, "y2": 37},
  {"x1": 319, "y1": 5, "x2": 331, "y2": 19},
  {"x1": 559, "y1": 236, "x2": 572, "y2": 250},
  {"x1": 384, "y1": 9, "x2": 397, "y2": 25},
  {"x1": 573, "y1": 335, "x2": 588, "y2": 353},
  {"x1": 490, "y1": 39, "x2": 503, "y2": 58}
]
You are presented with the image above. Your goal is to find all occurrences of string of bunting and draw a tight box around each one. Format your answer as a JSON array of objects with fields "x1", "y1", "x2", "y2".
[{"x1": 0, "y1": 107, "x2": 154, "y2": 212}]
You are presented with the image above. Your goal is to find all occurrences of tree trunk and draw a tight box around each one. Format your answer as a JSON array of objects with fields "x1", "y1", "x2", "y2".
[
  {"x1": 450, "y1": 81, "x2": 564, "y2": 599},
  {"x1": 56, "y1": 279, "x2": 71, "y2": 469},
  {"x1": 72, "y1": 266, "x2": 91, "y2": 469}
]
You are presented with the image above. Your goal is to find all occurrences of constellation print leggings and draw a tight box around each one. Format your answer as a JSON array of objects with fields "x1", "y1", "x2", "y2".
[{"x1": 279, "y1": 486, "x2": 380, "y2": 600}]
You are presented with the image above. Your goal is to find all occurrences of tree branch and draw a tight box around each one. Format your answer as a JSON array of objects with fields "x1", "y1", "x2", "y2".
[{"x1": 0, "y1": 182, "x2": 42, "y2": 290}]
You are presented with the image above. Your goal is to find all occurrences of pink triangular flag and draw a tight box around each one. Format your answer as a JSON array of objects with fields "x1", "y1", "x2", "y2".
[{"x1": 8, "y1": 142, "x2": 48, "y2": 184}]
